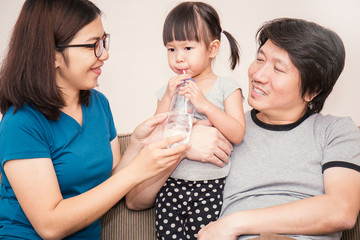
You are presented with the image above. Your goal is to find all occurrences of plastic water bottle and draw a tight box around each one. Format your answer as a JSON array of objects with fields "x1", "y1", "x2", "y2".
[{"x1": 163, "y1": 79, "x2": 195, "y2": 148}]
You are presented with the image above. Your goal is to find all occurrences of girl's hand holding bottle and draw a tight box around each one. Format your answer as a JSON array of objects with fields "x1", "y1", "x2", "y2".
[
  {"x1": 180, "y1": 80, "x2": 211, "y2": 114},
  {"x1": 164, "y1": 73, "x2": 192, "y2": 100}
]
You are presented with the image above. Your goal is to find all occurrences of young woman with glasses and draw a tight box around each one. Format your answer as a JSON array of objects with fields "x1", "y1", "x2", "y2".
[{"x1": 0, "y1": 0, "x2": 191, "y2": 239}]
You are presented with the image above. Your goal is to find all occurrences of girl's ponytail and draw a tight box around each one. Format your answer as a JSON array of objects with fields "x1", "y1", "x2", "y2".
[{"x1": 222, "y1": 30, "x2": 240, "y2": 70}]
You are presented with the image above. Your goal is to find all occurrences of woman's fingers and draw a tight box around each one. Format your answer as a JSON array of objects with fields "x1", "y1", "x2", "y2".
[
  {"x1": 135, "y1": 135, "x2": 189, "y2": 177},
  {"x1": 131, "y1": 113, "x2": 168, "y2": 146},
  {"x1": 151, "y1": 133, "x2": 188, "y2": 150},
  {"x1": 143, "y1": 113, "x2": 168, "y2": 130}
]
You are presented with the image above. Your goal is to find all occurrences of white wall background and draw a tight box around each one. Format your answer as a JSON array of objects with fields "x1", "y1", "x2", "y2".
[{"x1": 1, "y1": 0, "x2": 359, "y2": 133}]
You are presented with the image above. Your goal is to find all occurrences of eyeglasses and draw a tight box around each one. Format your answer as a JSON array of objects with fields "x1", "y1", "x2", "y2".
[{"x1": 56, "y1": 33, "x2": 110, "y2": 58}]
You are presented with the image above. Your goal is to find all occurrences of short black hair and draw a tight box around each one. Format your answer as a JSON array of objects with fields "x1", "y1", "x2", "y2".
[{"x1": 256, "y1": 18, "x2": 345, "y2": 113}]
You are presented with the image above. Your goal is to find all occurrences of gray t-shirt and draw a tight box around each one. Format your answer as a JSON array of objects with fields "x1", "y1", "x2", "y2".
[
  {"x1": 156, "y1": 76, "x2": 241, "y2": 180},
  {"x1": 220, "y1": 110, "x2": 360, "y2": 240}
]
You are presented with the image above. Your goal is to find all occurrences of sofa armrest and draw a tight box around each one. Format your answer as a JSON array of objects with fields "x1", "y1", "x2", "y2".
[
  {"x1": 117, "y1": 133, "x2": 132, "y2": 156},
  {"x1": 341, "y1": 213, "x2": 360, "y2": 239},
  {"x1": 101, "y1": 133, "x2": 156, "y2": 240}
]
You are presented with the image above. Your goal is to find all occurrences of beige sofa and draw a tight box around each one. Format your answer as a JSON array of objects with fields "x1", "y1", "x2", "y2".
[{"x1": 0, "y1": 133, "x2": 359, "y2": 239}]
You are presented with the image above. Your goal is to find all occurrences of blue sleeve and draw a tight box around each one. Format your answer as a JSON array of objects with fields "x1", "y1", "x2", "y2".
[
  {"x1": 108, "y1": 107, "x2": 117, "y2": 141},
  {"x1": 93, "y1": 90, "x2": 117, "y2": 141},
  {"x1": 0, "y1": 107, "x2": 51, "y2": 167}
]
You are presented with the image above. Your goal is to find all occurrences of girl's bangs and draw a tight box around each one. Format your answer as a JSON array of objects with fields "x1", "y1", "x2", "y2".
[{"x1": 163, "y1": 16, "x2": 200, "y2": 45}]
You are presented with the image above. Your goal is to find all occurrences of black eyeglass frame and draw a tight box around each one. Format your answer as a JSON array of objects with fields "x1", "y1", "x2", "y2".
[{"x1": 56, "y1": 33, "x2": 110, "y2": 58}]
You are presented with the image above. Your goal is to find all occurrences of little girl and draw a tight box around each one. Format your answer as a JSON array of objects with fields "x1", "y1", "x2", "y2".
[{"x1": 155, "y1": 2, "x2": 246, "y2": 240}]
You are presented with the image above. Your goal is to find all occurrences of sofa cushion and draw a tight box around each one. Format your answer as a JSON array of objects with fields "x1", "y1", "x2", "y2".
[{"x1": 101, "y1": 198, "x2": 156, "y2": 240}]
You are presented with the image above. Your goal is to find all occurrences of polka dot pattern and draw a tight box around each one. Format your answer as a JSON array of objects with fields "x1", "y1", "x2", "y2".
[{"x1": 155, "y1": 177, "x2": 225, "y2": 240}]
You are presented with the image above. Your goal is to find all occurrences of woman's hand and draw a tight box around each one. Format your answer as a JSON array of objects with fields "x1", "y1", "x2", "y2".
[
  {"x1": 118, "y1": 114, "x2": 190, "y2": 210},
  {"x1": 124, "y1": 113, "x2": 191, "y2": 181},
  {"x1": 186, "y1": 123, "x2": 233, "y2": 167},
  {"x1": 123, "y1": 133, "x2": 190, "y2": 210},
  {"x1": 130, "y1": 113, "x2": 168, "y2": 150},
  {"x1": 128, "y1": 134, "x2": 189, "y2": 181}
]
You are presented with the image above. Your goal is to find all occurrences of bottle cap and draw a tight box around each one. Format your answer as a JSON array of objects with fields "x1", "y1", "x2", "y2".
[{"x1": 181, "y1": 69, "x2": 194, "y2": 84}]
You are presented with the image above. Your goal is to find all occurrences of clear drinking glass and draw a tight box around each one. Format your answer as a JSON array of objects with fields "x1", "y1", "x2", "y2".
[{"x1": 163, "y1": 81, "x2": 194, "y2": 148}]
